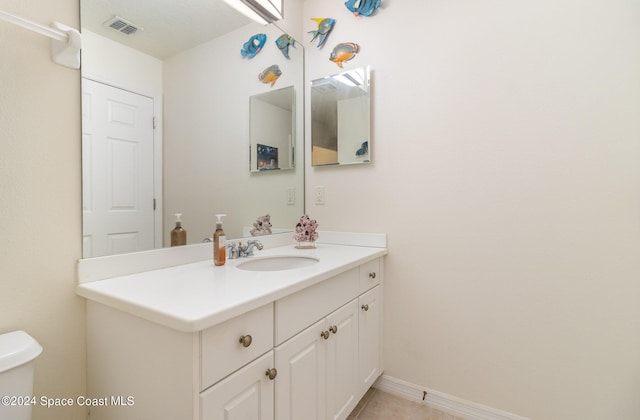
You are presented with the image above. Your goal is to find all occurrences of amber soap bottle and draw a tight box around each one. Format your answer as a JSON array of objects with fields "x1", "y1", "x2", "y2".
[
  {"x1": 213, "y1": 214, "x2": 227, "y2": 266},
  {"x1": 170, "y1": 213, "x2": 187, "y2": 246}
]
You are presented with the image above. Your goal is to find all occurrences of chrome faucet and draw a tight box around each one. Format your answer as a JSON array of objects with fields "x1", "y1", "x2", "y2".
[
  {"x1": 239, "y1": 240, "x2": 263, "y2": 257},
  {"x1": 227, "y1": 240, "x2": 263, "y2": 259}
]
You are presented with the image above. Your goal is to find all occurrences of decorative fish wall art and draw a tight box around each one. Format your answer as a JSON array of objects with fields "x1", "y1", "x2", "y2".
[
  {"x1": 258, "y1": 64, "x2": 282, "y2": 87},
  {"x1": 308, "y1": 18, "x2": 335, "y2": 48},
  {"x1": 275, "y1": 34, "x2": 296, "y2": 59},
  {"x1": 241, "y1": 33, "x2": 267, "y2": 59},
  {"x1": 345, "y1": 0, "x2": 382, "y2": 16},
  {"x1": 330, "y1": 42, "x2": 359, "y2": 68}
]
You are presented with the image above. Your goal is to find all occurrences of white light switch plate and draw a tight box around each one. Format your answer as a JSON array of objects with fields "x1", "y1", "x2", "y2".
[{"x1": 314, "y1": 186, "x2": 325, "y2": 205}]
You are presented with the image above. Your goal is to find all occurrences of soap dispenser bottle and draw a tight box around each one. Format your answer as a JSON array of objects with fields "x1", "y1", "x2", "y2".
[
  {"x1": 171, "y1": 213, "x2": 187, "y2": 246},
  {"x1": 213, "y1": 214, "x2": 227, "y2": 266}
]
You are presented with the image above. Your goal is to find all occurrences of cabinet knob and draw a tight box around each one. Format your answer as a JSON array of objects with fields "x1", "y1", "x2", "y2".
[
  {"x1": 369, "y1": 272, "x2": 376, "y2": 279},
  {"x1": 320, "y1": 330, "x2": 330, "y2": 340},
  {"x1": 329, "y1": 325, "x2": 338, "y2": 334},
  {"x1": 361, "y1": 304, "x2": 369, "y2": 311},
  {"x1": 265, "y1": 368, "x2": 277, "y2": 380},
  {"x1": 239, "y1": 335, "x2": 253, "y2": 348}
]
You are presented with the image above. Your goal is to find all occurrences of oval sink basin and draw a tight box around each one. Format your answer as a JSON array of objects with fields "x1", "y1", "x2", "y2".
[{"x1": 236, "y1": 255, "x2": 319, "y2": 272}]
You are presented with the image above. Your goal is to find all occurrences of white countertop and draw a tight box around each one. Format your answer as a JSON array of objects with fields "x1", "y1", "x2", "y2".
[{"x1": 76, "y1": 243, "x2": 387, "y2": 333}]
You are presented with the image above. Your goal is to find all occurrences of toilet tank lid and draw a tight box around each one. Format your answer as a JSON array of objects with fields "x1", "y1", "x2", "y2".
[{"x1": 0, "y1": 331, "x2": 43, "y2": 373}]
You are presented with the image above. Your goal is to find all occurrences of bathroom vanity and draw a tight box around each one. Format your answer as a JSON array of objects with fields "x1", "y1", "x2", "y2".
[{"x1": 76, "y1": 233, "x2": 386, "y2": 420}]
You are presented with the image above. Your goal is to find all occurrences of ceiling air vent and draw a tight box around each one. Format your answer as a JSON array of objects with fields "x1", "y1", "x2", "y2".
[{"x1": 104, "y1": 16, "x2": 143, "y2": 36}]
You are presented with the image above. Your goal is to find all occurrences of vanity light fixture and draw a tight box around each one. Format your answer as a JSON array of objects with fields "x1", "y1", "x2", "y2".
[{"x1": 224, "y1": 0, "x2": 283, "y2": 25}]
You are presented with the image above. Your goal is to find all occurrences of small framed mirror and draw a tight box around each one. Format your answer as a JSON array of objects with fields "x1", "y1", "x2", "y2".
[
  {"x1": 250, "y1": 86, "x2": 295, "y2": 172},
  {"x1": 311, "y1": 66, "x2": 371, "y2": 166}
]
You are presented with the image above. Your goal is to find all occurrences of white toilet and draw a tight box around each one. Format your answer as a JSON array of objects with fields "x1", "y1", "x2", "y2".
[{"x1": 0, "y1": 331, "x2": 43, "y2": 420}]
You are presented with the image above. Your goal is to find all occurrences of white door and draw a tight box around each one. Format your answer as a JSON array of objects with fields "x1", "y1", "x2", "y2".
[
  {"x1": 275, "y1": 318, "x2": 327, "y2": 420},
  {"x1": 326, "y1": 300, "x2": 359, "y2": 420},
  {"x1": 82, "y1": 78, "x2": 155, "y2": 257},
  {"x1": 200, "y1": 352, "x2": 275, "y2": 420}
]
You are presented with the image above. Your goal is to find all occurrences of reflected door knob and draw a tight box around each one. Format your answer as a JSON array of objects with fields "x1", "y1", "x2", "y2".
[
  {"x1": 239, "y1": 335, "x2": 252, "y2": 347},
  {"x1": 265, "y1": 368, "x2": 277, "y2": 380}
]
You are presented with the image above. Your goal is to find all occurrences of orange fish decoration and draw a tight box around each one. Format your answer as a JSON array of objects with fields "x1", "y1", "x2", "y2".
[
  {"x1": 329, "y1": 43, "x2": 359, "y2": 68},
  {"x1": 258, "y1": 64, "x2": 282, "y2": 87}
]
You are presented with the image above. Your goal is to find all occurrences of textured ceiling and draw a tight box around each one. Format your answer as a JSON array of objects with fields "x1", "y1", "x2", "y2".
[{"x1": 80, "y1": 0, "x2": 252, "y2": 59}]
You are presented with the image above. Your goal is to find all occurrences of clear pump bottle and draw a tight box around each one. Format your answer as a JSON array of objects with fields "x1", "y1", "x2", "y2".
[{"x1": 213, "y1": 214, "x2": 227, "y2": 266}]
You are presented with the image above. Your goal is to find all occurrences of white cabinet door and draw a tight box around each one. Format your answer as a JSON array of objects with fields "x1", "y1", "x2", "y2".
[
  {"x1": 358, "y1": 286, "x2": 381, "y2": 393},
  {"x1": 200, "y1": 351, "x2": 275, "y2": 420},
  {"x1": 326, "y1": 300, "x2": 359, "y2": 420},
  {"x1": 276, "y1": 299, "x2": 363, "y2": 420},
  {"x1": 275, "y1": 318, "x2": 327, "y2": 420}
]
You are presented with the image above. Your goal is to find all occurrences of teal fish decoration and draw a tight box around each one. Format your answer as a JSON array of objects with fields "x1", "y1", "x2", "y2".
[
  {"x1": 308, "y1": 18, "x2": 335, "y2": 49},
  {"x1": 330, "y1": 43, "x2": 359, "y2": 68},
  {"x1": 275, "y1": 34, "x2": 296, "y2": 59},
  {"x1": 355, "y1": 141, "x2": 369, "y2": 157},
  {"x1": 345, "y1": 0, "x2": 382, "y2": 16},
  {"x1": 259, "y1": 65, "x2": 282, "y2": 87},
  {"x1": 241, "y1": 33, "x2": 267, "y2": 59}
]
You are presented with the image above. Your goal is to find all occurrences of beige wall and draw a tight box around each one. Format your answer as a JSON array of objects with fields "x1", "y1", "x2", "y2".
[
  {"x1": 0, "y1": 1, "x2": 85, "y2": 419},
  {"x1": 2, "y1": 0, "x2": 639, "y2": 419},
  {"x1": 304, "y1": 0, "x2": 640, "y2": 419}
]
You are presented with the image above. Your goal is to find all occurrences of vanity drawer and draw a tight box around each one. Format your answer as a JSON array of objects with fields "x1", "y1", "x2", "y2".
[
  {"x1": 359, "y1": 258, "x2": 380, "y2": 293},
  {"x1": 201, "y1": 303, "x2": 273, "y2": 390},
  {"x1": 275, "y1": 267, "x2": 358, "y2": 345}
]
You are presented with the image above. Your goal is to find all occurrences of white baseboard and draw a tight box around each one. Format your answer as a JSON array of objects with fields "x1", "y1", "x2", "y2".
[{"x1": 373, "y1": 374, "x2": 530, "y2": 420}]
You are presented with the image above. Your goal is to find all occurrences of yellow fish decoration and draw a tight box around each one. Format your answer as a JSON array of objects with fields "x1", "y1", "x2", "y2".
[
  {"x1": 329, "y1": 43, "x2": 359, "y2": 68},
  {"x1": 258, "y1": 64, "x2": 282, "y2": 87}
]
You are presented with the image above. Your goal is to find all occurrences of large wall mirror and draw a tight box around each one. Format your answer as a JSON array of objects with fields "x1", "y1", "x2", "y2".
[
  {"x1": 80, "y1": 0, "x2": 304, "y2": 258},
  {"x1": 311, "y1": 66, "x2": 370, "y2": 166}
]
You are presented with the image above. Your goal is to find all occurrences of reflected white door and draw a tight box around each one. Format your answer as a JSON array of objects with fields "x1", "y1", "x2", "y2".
[{"x1": 82, "y1": 78, "x2": 155, "y2": 257}]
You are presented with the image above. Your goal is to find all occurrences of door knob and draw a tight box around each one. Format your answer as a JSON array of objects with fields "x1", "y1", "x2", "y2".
[
  {"x1": 265, "y1": 368, "x2": 277, "y2": 380},
  {"x1": 361, "y1": 304, "x2": 369, "y2": 311},
  {"x1": 329, "y1": 325, "x2": 338, "y2": 334},
  {"x1": 320, "y1": 330, "x2": 330, "y2": 340},
  {"x1": 239, "y1": 335, "x2": 252, "y2": 347}
]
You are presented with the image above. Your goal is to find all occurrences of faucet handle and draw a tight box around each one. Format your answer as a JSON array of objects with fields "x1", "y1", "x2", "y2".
[{"x1": 226, "y1": 242, "x2": 239, "y2": 259}]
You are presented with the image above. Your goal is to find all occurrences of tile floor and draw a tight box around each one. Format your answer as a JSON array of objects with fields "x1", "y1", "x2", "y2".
[{"x1": 347, "y1": 388, "x2": 466, "y2": 420}]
